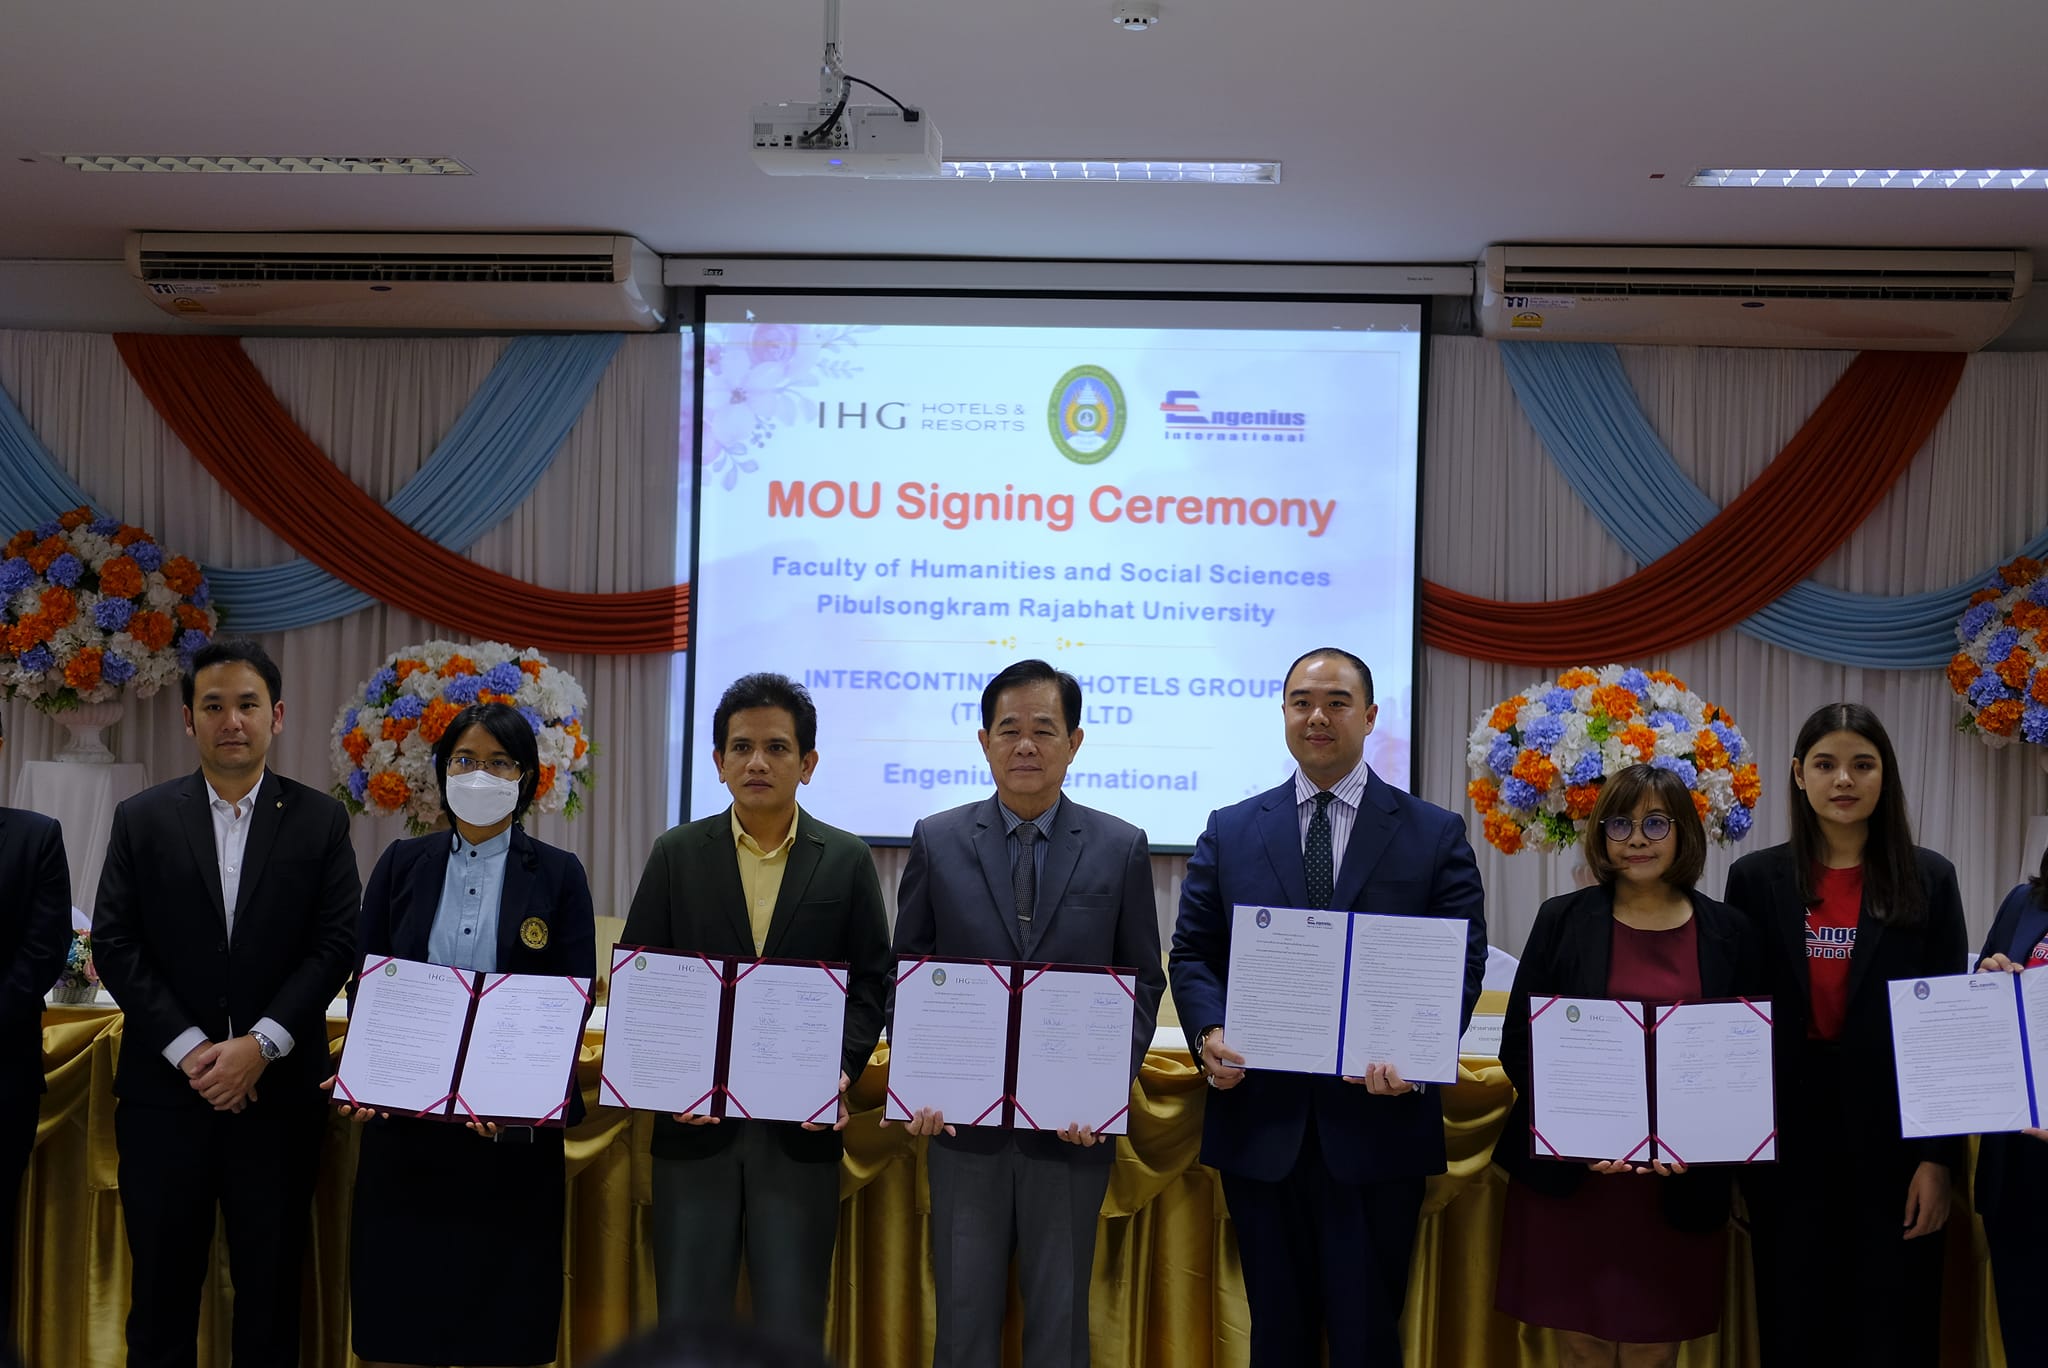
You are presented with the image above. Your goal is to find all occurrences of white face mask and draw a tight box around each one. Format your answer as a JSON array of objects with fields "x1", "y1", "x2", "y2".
[{"x1": 444, "y1": 770, "x2": 519, "y2": 828}]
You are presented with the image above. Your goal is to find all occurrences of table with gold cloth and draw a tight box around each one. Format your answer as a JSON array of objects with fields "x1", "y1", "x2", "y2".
[{"x1": 12, "y1": 1003, "x2": 2009, "y2": 1367}]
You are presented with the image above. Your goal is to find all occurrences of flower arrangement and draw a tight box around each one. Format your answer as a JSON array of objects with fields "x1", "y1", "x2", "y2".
[
  {"x1": 1947, "y1": 554, "x2": 2048, "y2": 747},
  {"x1": 52, "y1": 931, "x2": 98, "y2": 1002},
  {"x1": 0, "y1": 507, "x2": 216, "y2": 711},
  {"x1": 330, "y1": 640, "x2": 594, "y2": 834},
  {"x1": 1465, "y1": 665, "x2": 1760, "y2": 855}
]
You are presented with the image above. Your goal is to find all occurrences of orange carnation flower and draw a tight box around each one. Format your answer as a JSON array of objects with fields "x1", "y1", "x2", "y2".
[
  {"x1": 1619, "y1": 723, "x2": 1659, "y2": 763},
  {"x1": 1647, "y1": 669, "x2": 1688, "y2": 690},
  {"x1": 1557, "y1": 668, "x2": 1599, "y2": 689},
  {"x1": 2, "y1": 531, "x2": 31, "y2": 559},
  {"x1": 439, "y1": 655, "x2": 477, "y2": 678},
  {"x1": 520, "y1": 659, "x2": 544, "y2": 678},
  {"x1": 1488, "y1": 695, "x2": 1528, "y2": 731},
  {"x1": 533, "y1": 764, "x2": 557, "y2": 800},
  {"x1": 1591, "y1": 686, "x2": 1639, "y2": 723},
  {"x1": 1980, "y1": 700, "x2": 2024, "y2": 736},
  {"x1": 64, "y1": 647, "x2": 103, "y2": 690},
  {"x1": 1996, "y1": 649, "x2": 2034, "y2": 691},
  {"x1": 24, "y1": 536, "x2": 64, "y2": 574},
  {"x1": 1732, "y1": 763, "x2": 1762, "y2": 806},
  {"x1": 111, "y1": 526, "x2": 149, "y2": 547},
  {"x1": 419, "y1": 698, "x2": 460, "y2": 745},
  {"x1": 1565, "y1": 784, "x2": 1601, "y2": 819},
  {"x1": 1948, "y1": 653, "x2": 1982, "y2": 695},
  {"x1": 1972, "y1": 587, "x2": 2004, "y2": 607},
  {"x1": 2012, "y1": 602, "x2": 2048, "y2": 633},
  {"x1": 175, "y1": 604, "x2": 211, "y2": 632},
  {"x1": 572, "y1": 735, "x2": 588, "y2": 760},
  {"x1": 365, "y1": 772, "x2": 411, "y2": 810},
  {"x1": 1691, "y1": 791, "x2": 1711, "y2": 824},
  {"x1": 1511, "y1": 750, "x2": 1559, "y2": 793},
  {"x1": 1693, "y1": 729, "x2": 1729, "y2": 772},
  {"x1": 1468, "y1": 778, "x2": 1501, "y2": 814},
  {"x1": 381, "y1": 716, "x2": 416, "y2": 743},
  {"x1": 57, "y1": 507, "x2": 91, "y2": 530},
  {"x1": 2003, "y1": 556, "x2": 2044, "y2": 587},
  {"x1": 161, "y1": 556, "x2": 202, "y2": 595},
  {"x1": 97, "y1": 555, "x2": 143, "y2": 599},
  {"x1": 39, "y1": 586, "x2": 75, "y2": 627},
  {"x1": 2033, "y1": 670, "x2": 2048, "y2": 706},
  {"x1": 1483, "y1": 811, "x2": 1524, "y2": 855},
  {"x1": 128, "y1": 610, "x2": 174, "y2": 651},
  {"x1": 342, "y1": 728, "x2": 373, "y2": 766}
]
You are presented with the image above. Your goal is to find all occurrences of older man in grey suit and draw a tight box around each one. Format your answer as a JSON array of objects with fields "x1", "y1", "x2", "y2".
[{"x1": 892, "y1": 658, "x2": 1164, "y2": 1368}]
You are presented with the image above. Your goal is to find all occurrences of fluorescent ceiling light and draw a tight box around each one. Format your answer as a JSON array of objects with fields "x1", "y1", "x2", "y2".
[
  {"x1": 940, "y1": 159, "x2": 1280, "y2": 184},
  {"x1": 59, "y1": 155, "x2": 472, "y2": 175},
  {"x1": 1690, "y1": 167, "x2": 2047, "y2": 189}
]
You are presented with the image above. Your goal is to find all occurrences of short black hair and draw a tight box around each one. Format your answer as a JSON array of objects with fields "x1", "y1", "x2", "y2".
[
  {"x1": 713, "y1": 673, "x2": 817, "y2": 755},
  {"x1": 432, "y1": 702, "x2": 542, "y2": 822},
  {"x1": 980, "y1": 659, "x2": 1081, "y2": 732},
  {"x1": 1283, "y1": 647, "x2": 1374, "y2": 706},
  {"x1": 180, "y1": 636, "x2": 283, "y2": 710}
]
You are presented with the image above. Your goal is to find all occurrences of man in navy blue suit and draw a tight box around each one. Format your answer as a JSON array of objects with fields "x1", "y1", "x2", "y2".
[{"x1": 1169, "y1": 646, "x2": 1487, "y2": 1365}]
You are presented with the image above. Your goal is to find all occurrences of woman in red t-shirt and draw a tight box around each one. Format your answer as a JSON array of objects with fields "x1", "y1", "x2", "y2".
[{"x1": 1723, "y1": 703, "x2": 1966, "y2": 1368}]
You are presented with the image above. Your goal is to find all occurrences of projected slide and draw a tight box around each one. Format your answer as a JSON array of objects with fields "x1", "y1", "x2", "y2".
[{"x1": 688, "y1": 294, "x2": 1422, "y2": 846}]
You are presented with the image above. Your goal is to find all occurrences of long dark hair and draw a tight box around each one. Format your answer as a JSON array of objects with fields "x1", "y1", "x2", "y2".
[
  {"x1": 1787, "y1": 703, "x2": 1925, "y2": 928},
  {"x1": 431, "y1": 702, "x2": 542, "y2": 824}
]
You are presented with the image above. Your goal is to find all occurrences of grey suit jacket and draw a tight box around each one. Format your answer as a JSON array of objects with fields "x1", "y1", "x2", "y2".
[{"x1": 893, "y1": 792, "x2": 1164, "y2": 1160}]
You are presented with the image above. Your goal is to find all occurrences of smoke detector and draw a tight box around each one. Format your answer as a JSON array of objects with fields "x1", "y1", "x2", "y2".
[{"x1": 1111, "y1": 0, "x2": 1160, "y2": 30}]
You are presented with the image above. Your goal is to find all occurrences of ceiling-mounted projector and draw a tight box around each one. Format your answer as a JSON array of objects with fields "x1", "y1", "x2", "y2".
[{"x1": 750, "y1": 100, "x2": 942, "y2": 178}]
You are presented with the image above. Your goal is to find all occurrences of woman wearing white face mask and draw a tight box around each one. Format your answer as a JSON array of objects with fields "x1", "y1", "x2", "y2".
[{"x1": 330, "y1": 701, "x2": 597, "y2": 1367}]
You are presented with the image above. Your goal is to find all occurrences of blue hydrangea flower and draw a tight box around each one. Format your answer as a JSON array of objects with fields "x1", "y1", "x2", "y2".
[
  {"x1": 365, "y1": 667, "x2": 399, "y2": 703},
  {"x1": 128, "y1": 541, "x2": 163, "y2": 572},
  {"x1": 0, "y1": 558, "x2": 31, "y2": 596},
  {"x1": 343, "y1": 706, "x2": 360, "y2": 733},
  {"x1": 1961, "y1": 602, "x2": 2000, "y2": 641},
  {"x1": 1486, "y1": 734, "x2": 1518, "y2": 777},
  {"x1": 2022, "y1": 705, "x2": 2048, "y2": 747},
  {"x1": 93, "y1": 597, "x2": 134, "y2": 631},
  {"x1": 386, "y1": 694, "x2": 425, "y2": 720},
  {"x1": 189, "y1": 577, "x2": 210, "y2": 608},
  {"x1": 19, "y1": 644, "x2": 54, "y2": 673},
  {"x1": 347, "y1": 768, "x2": 370, "y2": 802},
  {"x1": 45, "y1": 553, "x2": 82, "y2": 587},
  {"x1": 102, "y1": 652, "x2": 137, "y2": 685},
  {"x1": 176, "y1": 629, "x2": 209, "y2": 654},
  {"x1": 482, "y1": 661, "x2": 524, "y2": 695},
  {"x1": 442, "y1": 674, "x2": 484, "y2": 705},
  {"x1": 2032, "y1": 580, "x2": 2048, "y2": 607},
  {"x1": 518, "y1": 706, "x2": 545, "y2": 734},
  {"x1": 1988, "y1": 626, "x2": 2022, "y2": 660},
  {"x1": 32, "y1": 520, "x2": 60, "y2": 539},
  {"x1": 1617, "y1": 668, "x2": 1652, "y2": 695},
  {"x1": 1522, "y1": 715, "x2": 1566, "y2": 754},
  {"x1": 1501, "y1": 777, "x2": 1539, "y2": 809},
  {"x1": 1542, "y1": 687, "x2": 1577, "y2": 714},
  {"x1": 1650, "y1": 755, "x2": 1698, "y2": 789},
  {"x1": 1967, "y1": 672, "x2": 2014, "y2": 708},
  {"x1": 1646, "y1": 709, "x2": 1687, "y2": 733},
  {"x1": 1568, "y1": 752, "x2": 1605, "y2": 785},
  {"x1": 89, "y1": 517, "x2": 121, "y2": 536},
  {"x1": 1710, "y1": 720, "x2": 1745, "y2": 765},
  {"x1": 1723, "y1": 803, "x2": 1754, "y2": 839}
]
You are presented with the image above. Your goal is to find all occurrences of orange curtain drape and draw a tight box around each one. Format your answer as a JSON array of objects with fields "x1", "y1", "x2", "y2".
[
  {"x1": 113, "y1": 334, "x2": 689, "y2": 655},
  {"x1": 1418, "y1": 351, "x2": 1966, "y2": 666}
]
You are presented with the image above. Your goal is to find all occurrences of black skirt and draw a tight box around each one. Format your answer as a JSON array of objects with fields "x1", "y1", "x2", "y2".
[{"x1": 349, "y1": 1117, "x2": 566, "y2": 1366}]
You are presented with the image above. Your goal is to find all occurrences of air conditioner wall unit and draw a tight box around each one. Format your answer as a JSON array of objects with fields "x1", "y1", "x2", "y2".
[
  {"x1": 126, "y1": 232, "x2": 667, "y2": 330},
  {"x1": 1478, "y1": 245, "x2": 2032, "y2": 351}
]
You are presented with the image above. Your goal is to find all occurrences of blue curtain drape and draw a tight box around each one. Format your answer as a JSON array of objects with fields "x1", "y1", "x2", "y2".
[
  {"x1": 0, "y1": 333, "x2": 622, "y2": 631},
  {"x1": 1499, "y1": 342, "x2": 2042, "y2": 668}
]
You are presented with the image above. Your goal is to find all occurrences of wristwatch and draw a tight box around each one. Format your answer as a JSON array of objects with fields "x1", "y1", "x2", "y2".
[
  {"x1": 249, "y1": 1029, "x2": 282, "y2": 1062},
  {"x1": 1195, "y1": 1025, "x2": 1221, "y2": 1069}
]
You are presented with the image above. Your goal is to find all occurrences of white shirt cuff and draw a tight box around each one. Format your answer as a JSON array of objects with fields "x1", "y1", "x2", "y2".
[
  {"x1": 163, "y1": 1026, "x2": 210, "y2": 1071},
  {"x1": 252, "y1": 1017, "x2": 294, "y2": 1058}
]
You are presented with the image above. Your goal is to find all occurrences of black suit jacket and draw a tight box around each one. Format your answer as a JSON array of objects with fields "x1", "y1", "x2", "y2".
[
  {"x1": 0, "y1": 807, "x2": 70, "y2": 1098},
  {"x1": 93, "y1": 770, "x2": 360, "y2": 1107},
  {"x1": 1722, "y1": 842, "x2": 1968, "y2": 1174},
  {"x1": 1495, "y1": 884, "x2": 1763, "y2": 1233},
  {"x1": 1974, "y1": 880, "x2": 2048, "y2": 1218},
  {"x1": 351, "y1": 826, "x2": 598, "y2": 1125},
  {"x1": 621, "y1": 806, "x2": 892, "y2": 1162}
]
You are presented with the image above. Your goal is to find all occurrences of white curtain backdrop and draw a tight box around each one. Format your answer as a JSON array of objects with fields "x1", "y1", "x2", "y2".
[
  {"x1": 3, "y1": 328, "x2": 2044, "y2": 962},
  {"x1": 0, "y1": 330, "x2": 682, "y2": 922}
]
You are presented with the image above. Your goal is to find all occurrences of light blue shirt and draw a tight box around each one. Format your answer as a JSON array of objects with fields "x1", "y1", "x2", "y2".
[{"x1": 427, "y1": 828, "x2": 513, "y2": 972}]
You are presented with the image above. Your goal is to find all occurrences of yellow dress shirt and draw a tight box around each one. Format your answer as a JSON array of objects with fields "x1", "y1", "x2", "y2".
[{"x1": 731, "y1": 808, "x2": 799, "y2": 953}]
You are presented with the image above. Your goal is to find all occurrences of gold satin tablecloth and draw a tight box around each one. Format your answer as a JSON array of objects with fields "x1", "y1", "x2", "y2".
[{"x1": 10, "y1": 1005, "x2": 2006, "y2": 1366}]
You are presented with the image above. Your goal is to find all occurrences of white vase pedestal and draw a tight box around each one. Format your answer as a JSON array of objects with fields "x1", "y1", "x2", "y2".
[
  {"x1": 53, "y1": 700, "x2": 126, "y2": 764},
  {"x1": 12, "y1": 760, "x2": 148, "y2": 922}
]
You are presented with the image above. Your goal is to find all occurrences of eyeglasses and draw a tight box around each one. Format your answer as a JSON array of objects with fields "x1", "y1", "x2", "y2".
[
  {"x1": 448, "y1": 756, "x2": 523, "y2": 779},
  {"x1": 1602, "y1": 813, "x2": 1673, "y2": 843}
]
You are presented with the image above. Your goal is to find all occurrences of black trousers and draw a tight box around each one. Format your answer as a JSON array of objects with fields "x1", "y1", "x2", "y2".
[
  {"x1": 1, "y1": 1093, "x2": 37, "y2": 1355},
  {"x1": 1219, "y1": 1114, "x2": 1426, "y2": 1367},
  {"x1": 1984, "y1": 1212, "x2": 2048, "y2": 1366},
  {"x1": 114, "y1": 1097, "x2": 325, "y2": 1368}
]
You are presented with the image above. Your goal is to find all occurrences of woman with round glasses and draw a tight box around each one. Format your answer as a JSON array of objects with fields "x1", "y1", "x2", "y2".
[
  {"x1": 328, "y1": 701, "x2": 597, "y2": 1367},
  {"x1": 1723, "y1": 703, "x2": 1964, "y2": 1368},
  {"x1": 1494, "y1": 763, "x2": 1761, "y2": 1368}
]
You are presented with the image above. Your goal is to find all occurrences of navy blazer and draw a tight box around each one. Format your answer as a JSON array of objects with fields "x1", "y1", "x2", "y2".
[
  {"x1": 1974, "y1": 879, "x2": 2048, "y2": 1218},
  {"x1": 1495, "y1": 884, "x2": 1763, "y2": 1232},
  {"x1": 352, "y1": 826, "x2": 598, "y2": 1125},
  {"x1": 0, "y1": 807, "x2": 70, "y2": 1096},
  {"x1": 1168, "y1": 768, "x2": 1489, "y2": 1184}
]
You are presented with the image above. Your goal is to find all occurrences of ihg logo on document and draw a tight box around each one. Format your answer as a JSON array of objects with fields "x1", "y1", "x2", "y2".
[{"x1": 1048, "y1": 365, "x2": 1127, "y2": 465}]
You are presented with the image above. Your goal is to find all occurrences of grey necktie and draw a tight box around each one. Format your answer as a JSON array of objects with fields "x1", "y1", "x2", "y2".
[
  {"x1": 1305, "y1": 791, "x2": 1335, "y2": 910},
  {"x1": 1013, "y1": 821, "x2": 1039, "y2": 948}
]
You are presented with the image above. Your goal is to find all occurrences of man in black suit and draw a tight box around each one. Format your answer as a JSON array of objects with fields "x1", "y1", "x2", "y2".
[
  {"x1": 0, "y1": 711, "x2": 72, "y2": 1354},
  {"x1": 93, "y1": 638, "x2": 359, "y2": 1368},
  {"x1": 622, "y1": 672, "x2": 892, "y2": 1346}
]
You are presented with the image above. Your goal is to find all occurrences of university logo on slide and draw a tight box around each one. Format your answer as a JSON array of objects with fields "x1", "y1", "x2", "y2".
[{"x1": 1048, "y1": 365, "x2": 1126, "y2": 464}]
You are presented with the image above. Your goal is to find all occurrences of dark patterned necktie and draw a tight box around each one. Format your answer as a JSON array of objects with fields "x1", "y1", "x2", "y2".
[
  {"x1": 1014, "y1": 821, "x2": 1039, "y2": 947},
  {"x1": 1305, "y1": 791, "x2": 1335, "y2": 910}
]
